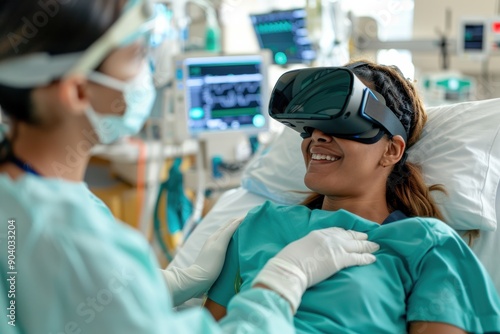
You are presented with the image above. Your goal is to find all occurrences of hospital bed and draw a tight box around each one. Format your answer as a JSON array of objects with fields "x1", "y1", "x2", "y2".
[{"x1": 169, "y1": 98, "x2": 500, "y2": 296}]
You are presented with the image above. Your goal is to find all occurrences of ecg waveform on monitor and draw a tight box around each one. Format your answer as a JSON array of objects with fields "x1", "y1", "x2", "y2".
[
  {"x1": 201, "y1": 81, "x2": 261, "y2": 111},
  {"x1": 255, "y1": 21, "x2": 293, "y2": 34}
]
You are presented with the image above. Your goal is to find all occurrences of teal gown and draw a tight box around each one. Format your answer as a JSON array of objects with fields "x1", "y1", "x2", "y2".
[{"x1": 209, "y1": 201, "x2": 500, "y2": 334}]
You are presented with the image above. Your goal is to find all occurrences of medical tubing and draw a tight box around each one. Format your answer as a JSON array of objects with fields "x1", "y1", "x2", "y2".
[
  {"x1": 153, "y1": 180, "x2": 174, "y2": 262},
  {"x1": 182, "y1": 143, "x2": 205, "y2": 239},
  {"x1": 128, "y1": 138, "x2": 146, "y2": 226}
]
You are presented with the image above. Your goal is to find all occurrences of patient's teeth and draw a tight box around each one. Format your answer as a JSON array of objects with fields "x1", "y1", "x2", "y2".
[{"x1": 311, "y1": 153, "x2": 339, "y2": 161}]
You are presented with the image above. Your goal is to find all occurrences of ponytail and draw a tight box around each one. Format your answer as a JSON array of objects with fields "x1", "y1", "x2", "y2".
[
  {"x1": 387, "y1": 161, "x2": 444, "y2": 219},
  {"x1": 388, "y1": 161, "x2": 479, "y2": 245}
]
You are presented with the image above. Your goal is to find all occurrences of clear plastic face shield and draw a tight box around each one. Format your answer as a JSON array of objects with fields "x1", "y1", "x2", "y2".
[
  {"x1": 0, "y1": 0, "x2": 169, "y2": 88},
  {"x1": 0, "y1": 0, "x2": 170, "y2": 144},
  {"x1": 269, "y1": 67, "x2": 408, "y2": 144}
]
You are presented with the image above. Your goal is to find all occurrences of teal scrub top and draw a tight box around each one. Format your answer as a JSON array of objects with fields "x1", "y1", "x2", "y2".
[
  {"x1": 208, "y1": 201, "x2": 500, "y2": 334},
  {"x1": 0, "y1": 175, "x2": 294, "y2": 333}
]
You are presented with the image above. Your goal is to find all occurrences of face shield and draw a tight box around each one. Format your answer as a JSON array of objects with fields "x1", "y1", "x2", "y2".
[
  {"x1": 269, "y1": 67, "x2": 408, "y2": 144},
  {"x1": 0, "y1": 0, "x2": 169, "y2": 88}
]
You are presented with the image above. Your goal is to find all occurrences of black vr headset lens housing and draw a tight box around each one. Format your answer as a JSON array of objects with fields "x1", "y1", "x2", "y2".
[{"x1": 269, "y1": 67, "x2": 408, "y2": 144}]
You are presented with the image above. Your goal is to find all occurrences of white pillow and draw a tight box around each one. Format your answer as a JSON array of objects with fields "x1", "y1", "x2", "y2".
[
  {"x1": 408, "y1": 99, "x2": 500, "y2": 231},
  {"x1": 241, "y1": 98, "x2": 500, "y2": 231},
  {"x1": 242, "y1": 127, "x2": 310, "y2": 205}
]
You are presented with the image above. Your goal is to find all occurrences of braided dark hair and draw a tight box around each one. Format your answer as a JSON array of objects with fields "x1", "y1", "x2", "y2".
[
  {"x1": 347, "y1": 61, "x2": 420, "y2": 147},
  {"x1": 347, "y1": 60, "x2": 447, "y2": 220}
]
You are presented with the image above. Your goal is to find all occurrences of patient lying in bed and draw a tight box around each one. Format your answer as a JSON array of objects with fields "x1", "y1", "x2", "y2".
[{"x1": 204, "y1": 61, "x2": 500, "y2": 333}]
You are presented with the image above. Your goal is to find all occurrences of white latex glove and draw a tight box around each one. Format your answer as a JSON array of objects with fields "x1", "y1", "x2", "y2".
[
  {"x1": 252, "y1": 227, "x2": 379, "y2": 313},
  {"x1": 161, "y1": 218, "x2": 243, "y2": 307}
]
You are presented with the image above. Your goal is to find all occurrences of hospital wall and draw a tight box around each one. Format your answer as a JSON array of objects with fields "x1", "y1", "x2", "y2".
[
  {"x1": 412, "y1": 0, "x2": 500, "y2": 99},
  {"x1": 189, "y1": 0, "x2": 500, "y2": 101}
]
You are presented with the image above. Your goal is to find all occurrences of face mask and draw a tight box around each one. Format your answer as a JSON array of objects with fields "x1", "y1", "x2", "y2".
[{"x1": 85, "y1": 64, "x2": 156, "y2": 144}]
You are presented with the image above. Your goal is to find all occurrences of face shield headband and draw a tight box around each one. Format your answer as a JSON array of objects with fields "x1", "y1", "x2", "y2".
[
  {"x1": 268, "y1": 67, "x2": 408, "y2": 144},
  {"x1": 0, "y1": 0, "x2": 168, "y2": 88}
]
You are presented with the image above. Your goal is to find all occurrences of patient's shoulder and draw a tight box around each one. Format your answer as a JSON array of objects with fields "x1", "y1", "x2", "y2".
[
  {"x1": 388, "y1": 216, "x2": 471, "y2": 259},
  {"x1": 367, "y1": 216, "x2": 470, "y2": 261},
  {"x1": 397, "y1": 216, "x2": 460, "y2": 238}
]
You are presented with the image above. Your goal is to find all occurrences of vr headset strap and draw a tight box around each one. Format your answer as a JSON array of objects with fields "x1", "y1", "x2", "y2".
[{"x1": 364, "y1": 94, "x2": 408, "y2": 143}]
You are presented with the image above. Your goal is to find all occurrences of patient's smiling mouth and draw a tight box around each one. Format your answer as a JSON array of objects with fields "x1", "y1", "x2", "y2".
[{"x1": 311, "y1": 153, "x2": 340, "y2": 162}]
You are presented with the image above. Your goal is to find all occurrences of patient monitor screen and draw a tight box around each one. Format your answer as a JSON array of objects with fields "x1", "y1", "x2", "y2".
[
  {"x1": 463, "y1": 24, "x2": 485, "y2": 51},
  {"x1": 174, "y1": 54, "x2": 269, "y2": 138},
  {"x1": 250, "y1": 9, "x2": 316, "y2": 65}
]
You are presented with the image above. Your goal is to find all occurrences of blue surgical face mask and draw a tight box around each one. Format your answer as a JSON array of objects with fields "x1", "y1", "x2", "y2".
[{"x1": 85, "y1": 64, "x2": 156, "y2": 144}]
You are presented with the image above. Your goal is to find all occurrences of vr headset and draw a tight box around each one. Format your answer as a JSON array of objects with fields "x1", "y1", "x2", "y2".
[{"x1": 268, "y1": 66, "x2": 408, "y2": 144}]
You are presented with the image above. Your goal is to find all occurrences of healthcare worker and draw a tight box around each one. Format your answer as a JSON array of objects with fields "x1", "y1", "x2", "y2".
[{"x1": 0, "y1": 1, "x2": 380, "y2": 333}]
